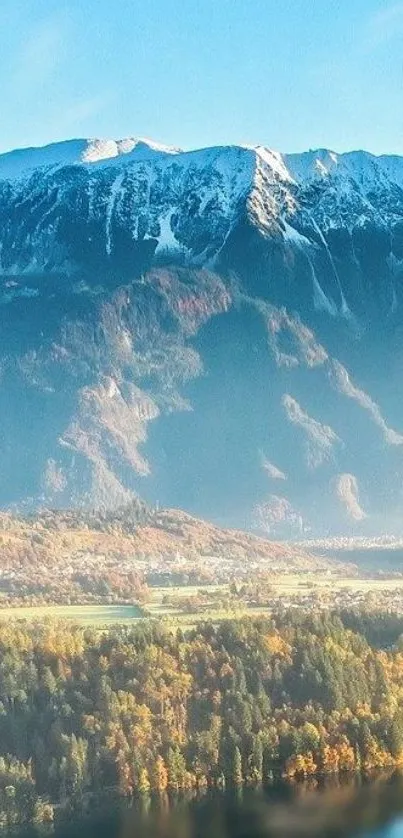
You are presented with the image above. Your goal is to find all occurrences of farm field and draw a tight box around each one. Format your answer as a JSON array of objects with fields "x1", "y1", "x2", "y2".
[
  {"x1": 144, "y1": 586, "x2": 237, "y2": 628},
  {"x1": 143, "y1": 573, "x2": 403, "y2": 627},
  {"x1": 0, "y1": 604, "x2": 144, "y2": 625},
  {"x1": 146, "y1": 575, "x2": 403, "y2": 604},
  {"x1": 257, "y1": 574, "x2": 403, "y2": 594},
  {"x1": 1, "y1": 573, "x2": 403, "y2": 629}
]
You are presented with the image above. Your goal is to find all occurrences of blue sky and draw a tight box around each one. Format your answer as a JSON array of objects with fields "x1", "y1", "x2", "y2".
[{"x1": 1, "y1": 0, "x2": 403, "y2": 155}]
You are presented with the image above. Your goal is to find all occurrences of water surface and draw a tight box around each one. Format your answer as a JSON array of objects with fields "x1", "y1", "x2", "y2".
[{"x1": 15, "y1": 772, "x2": 403, "y2": 838}]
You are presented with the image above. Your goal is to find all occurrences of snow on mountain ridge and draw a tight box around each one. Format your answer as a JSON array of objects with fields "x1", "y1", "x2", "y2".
[
  {"x1": 3, "y1": 137, "x2": 403, "y2": 235},
  {"x1": 0, "y1": 137, "x2": 181, "y2": 181},
  {"x1": 3, "y1": 136, "x2": 403, "y2": 280},
  {"x1": 4, "y1": 136, "x2": 403, "y2": 188},
  {"x1": 284, "y1": 147, "x2": 403, "y2": 188}
]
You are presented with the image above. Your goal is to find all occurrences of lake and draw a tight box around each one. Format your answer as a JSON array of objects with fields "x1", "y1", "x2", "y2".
[{"x1": 13, "y1": 772, "x2": 403, "y2": 838}]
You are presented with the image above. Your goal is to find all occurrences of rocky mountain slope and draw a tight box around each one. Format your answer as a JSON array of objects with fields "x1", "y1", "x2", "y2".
[{"x1": 1, "y1": 136, "x2": 403, "y2": 536}]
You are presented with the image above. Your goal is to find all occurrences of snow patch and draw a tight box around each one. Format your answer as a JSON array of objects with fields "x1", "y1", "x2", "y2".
[
  {"x1": 155, "y1": 209, "x2": 179, "y2": 253},
  {"x1": 282, "y1": 220, "x2": 311, "y2": 246},
  {"x1": 312, "y1": 269, "x2": 338, "y2": 316},
  {"x1": 105, "y1": 173, "x2": 125, "y2": 256},
  {"x1": 281, "y1": 221, "x2": 338, "y2": 316}
]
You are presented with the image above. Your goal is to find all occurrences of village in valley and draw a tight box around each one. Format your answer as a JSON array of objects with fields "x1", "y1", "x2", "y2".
[{"x1": 0, "y1": 507, "x2": 403, "y2": 627}]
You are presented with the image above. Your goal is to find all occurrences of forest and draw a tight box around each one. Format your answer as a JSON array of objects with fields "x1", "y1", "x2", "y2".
[{"x1": 1, "y1": 611, "x2": 403, "y2": 827}]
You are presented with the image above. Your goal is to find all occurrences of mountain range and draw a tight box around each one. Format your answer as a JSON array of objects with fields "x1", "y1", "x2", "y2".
[{"x1": 2, "y1": 135, "x2": 403, "y2": 537}]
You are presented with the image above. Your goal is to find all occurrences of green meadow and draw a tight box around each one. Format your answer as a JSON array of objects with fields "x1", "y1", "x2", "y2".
[{"x1": 0, "y1": 604, "x2": 144, "y2": 626}]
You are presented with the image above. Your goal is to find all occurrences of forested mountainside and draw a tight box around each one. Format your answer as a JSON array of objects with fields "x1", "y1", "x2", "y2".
[
  {"x1": 1, "y1": 612, "x2": 403, "y2": 827},
  {"x1": 0, "y1": 505, "x2": 330, "y2": 607},
  {"x1": 2, "y1": 137, "x2": 403, "y2": 535}
]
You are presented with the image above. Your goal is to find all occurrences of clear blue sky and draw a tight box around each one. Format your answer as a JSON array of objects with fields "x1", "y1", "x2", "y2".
[{"x1": 1, "y1": 0, "x2": 403, "y2": 155}]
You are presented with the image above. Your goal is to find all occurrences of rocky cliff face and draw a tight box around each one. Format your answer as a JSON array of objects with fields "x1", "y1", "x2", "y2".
[{"x1": 1, "y1": 136, "x2": 403, "y2": 536}]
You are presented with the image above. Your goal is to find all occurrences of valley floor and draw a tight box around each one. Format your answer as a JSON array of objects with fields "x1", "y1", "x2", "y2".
[{"x1": 2, "y1": 570, "x2": 403, "y2": 628}]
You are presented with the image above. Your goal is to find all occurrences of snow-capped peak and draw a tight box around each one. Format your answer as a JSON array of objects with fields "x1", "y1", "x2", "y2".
[
  {"x1": 81, "y1": 136, "x2": 181, "y2": 162},
  {"x1": 284, "y1": 147, "x2": 403, "y2": 189},
  {"x1": 0, "y1": 136, "x2": 181, "y2": 181}
]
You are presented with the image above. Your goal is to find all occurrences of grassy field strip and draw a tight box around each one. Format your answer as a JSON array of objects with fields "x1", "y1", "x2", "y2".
[
  {"x1": 147, "y1": 584, "x2": 228, "y2": 600},
  {"x1": 261, "y1": 575, "x2": 403, "y2": 594},
  {"x1": 0, "y1": 604, "x2": 143, "y2": 625}
]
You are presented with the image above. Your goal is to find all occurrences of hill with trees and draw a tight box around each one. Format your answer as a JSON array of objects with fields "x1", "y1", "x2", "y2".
[{"x1": 0, "y1": 611, "x2": 403, "y2": 827}]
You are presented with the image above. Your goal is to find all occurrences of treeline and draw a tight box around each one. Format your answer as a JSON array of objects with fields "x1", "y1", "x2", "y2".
[{"x1": 1, "y1": 612, "x2": 403, "y2": 826}]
